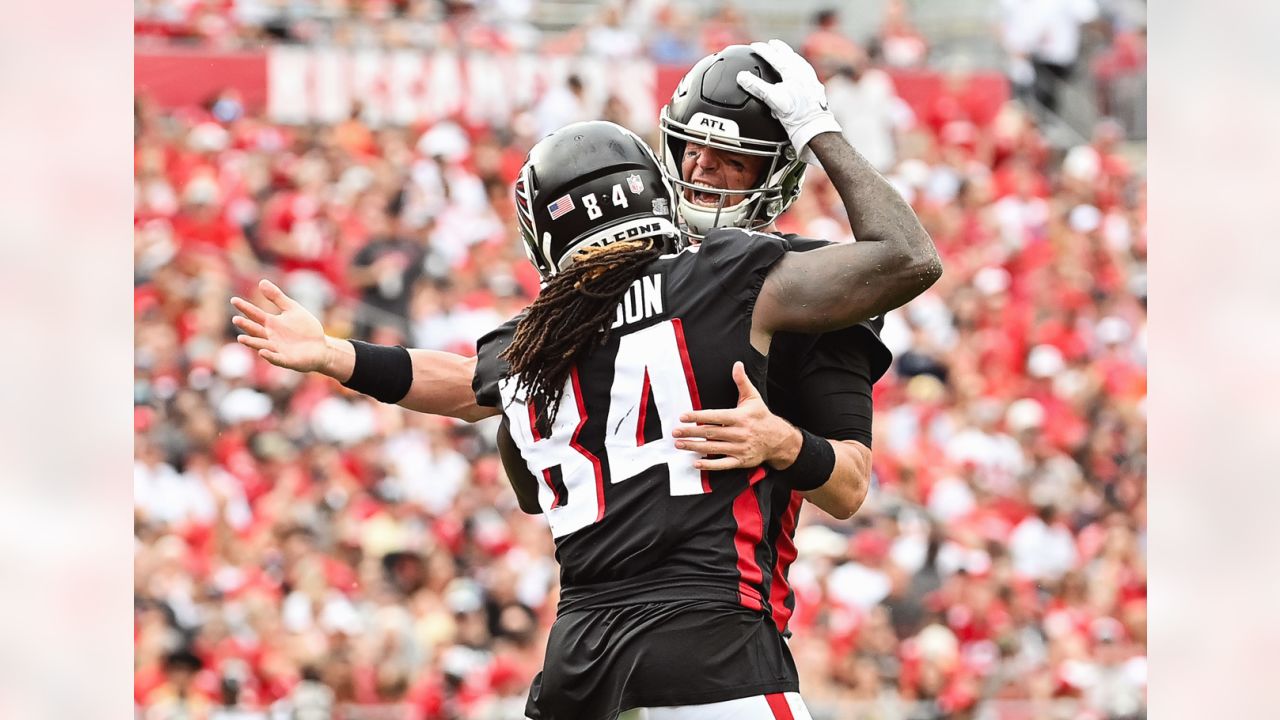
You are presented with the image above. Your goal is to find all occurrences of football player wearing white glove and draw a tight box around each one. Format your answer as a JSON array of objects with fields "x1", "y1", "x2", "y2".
[{"x1": 735, "y1": 39, "x2": 843, "y2": 166}]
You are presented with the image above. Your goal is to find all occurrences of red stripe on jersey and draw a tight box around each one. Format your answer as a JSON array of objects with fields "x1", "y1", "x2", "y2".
[
  {"x1": 769, "y1": 493, "x2": 804, "y2": 633},
  {"x1": 542, "y1": 469, "x2": 561, "y2": 509},
  {"x1": 527, "y1": 401, "x2": 542, "y2": 440},
  {"x1": 569, "y1": 367, "x2": 606, "y2": 523},
  {"x1": 636, "y1": 368, "x2": 651, "y2": 446},
  {"x1": 670, "y1": 318, "x2": 710, "y2": 493},
  {"x1": 526, "y1": 402, "x2": 564, "y2": 508},
  {"x1": 765, "y1": 693, "x2": 795, "y2": 720},
  {"x1": 732, "y1": 467, "x2": 768, "y2": 611},
  {"x1": 526, "y1": 402, "x2": 564, "y2": 509}
]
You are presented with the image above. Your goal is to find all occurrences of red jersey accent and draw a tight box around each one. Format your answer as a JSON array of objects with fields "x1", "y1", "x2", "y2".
[
  {"x1": 636, "y1": 368, "x2": 652, "y2": 446},
  {"x1": 765, "y1": 692, "x2": 796, "y2": 719},
  {"x1": 733, "y1": 467, "x2": 768, "y2": 611},
  {"x1": 527, "y1": 401, "x2": 542, "y2": 441},
  {"x1": 527, "y1": 401, "x2": 564, "y2": 508},
  {"x1": 670, "y1": 319, "x2": 711, "y2": 491},
  {"x1": 573, "y1": 368, "x2": 606, "y2": 520},
  {"x1": 769, "y1": 493, "x2": 804, "y2": 632}
]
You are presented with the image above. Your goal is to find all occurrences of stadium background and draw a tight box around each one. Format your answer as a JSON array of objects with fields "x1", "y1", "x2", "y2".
[{"x1": 133, "y1": 1, "x2": 1147, "y2": 718}]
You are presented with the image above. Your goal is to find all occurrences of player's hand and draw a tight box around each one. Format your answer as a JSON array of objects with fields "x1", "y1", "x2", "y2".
[
  {"x1": 736, "y1": 39, "x2": 842, "y2": 165},
  {"x1": 230, "y1": 279, "x2": 335, "y2": 374},
  {"x1": 672, "y1": 361, "x2": 802, "y2": 471}
]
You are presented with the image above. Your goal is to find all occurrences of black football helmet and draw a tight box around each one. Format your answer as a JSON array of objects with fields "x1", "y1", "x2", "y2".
[
  {"x1": 515, "y1": 121, "x2": 681, "y2": 280},
  {"x1": 659, "y1": 45, "x2": 807, "y2": 239}
]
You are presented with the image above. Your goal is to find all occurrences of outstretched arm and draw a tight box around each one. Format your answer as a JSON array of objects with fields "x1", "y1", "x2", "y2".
[
  {"x1": 231, "y1": 279, "x2": 497, "y2": 421},
  {"x1": 402, "y1": 349, "x2": 492, "y2": 421}
]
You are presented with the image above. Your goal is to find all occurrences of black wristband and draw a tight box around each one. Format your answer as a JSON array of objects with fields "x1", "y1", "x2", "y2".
[
  {"x1": 341, "y1": 340, "x2": 413, "y2": 404},
  {"x1": 771, "y1": 427, "x2": 836, "y2": 492}
]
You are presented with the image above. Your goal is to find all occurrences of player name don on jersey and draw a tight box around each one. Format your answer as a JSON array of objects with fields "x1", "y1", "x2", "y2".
[{"x1": 610, "y1": 274, "x2": 664, "y2": 330}]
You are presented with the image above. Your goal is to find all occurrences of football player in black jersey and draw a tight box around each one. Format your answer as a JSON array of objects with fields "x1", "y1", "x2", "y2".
[
  {"x1": 492, "y1": 41, "x2": 900, "y2": 644},
  {"x1": 234, "y1": 115, "x2": 938, "y2": 719},
  {"x1": 650, "y1": 40, "x2": 898, "y2": 639}
]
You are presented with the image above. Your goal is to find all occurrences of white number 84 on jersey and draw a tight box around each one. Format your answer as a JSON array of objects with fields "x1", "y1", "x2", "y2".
[{"x1": 498, "y1": 319, "x2": 707, "y2": 538}]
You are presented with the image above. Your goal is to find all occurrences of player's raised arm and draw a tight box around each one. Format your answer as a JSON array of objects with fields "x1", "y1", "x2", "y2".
[
  {"x1": 737, "y1": 40, "x2": 942, "y2": 347},
  {"x1": 231, "y1": 279, "x2": 497, "y2": 422}
]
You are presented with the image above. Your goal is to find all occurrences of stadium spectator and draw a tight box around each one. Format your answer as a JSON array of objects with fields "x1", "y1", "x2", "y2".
[
  {"x1": 699, "y1": 2, "x2": 751, "y2": 56},
  {"x1": 534, "y1": 74, "x2": 591, "y2": 140},
  {"x1": 1093, "y1": 24, "x2": 1146, "y2": 138},
  {"x1": 647, "y1": 4, "x2": 702, "y2": 65},
  {"x1": 801, "y1": 7, "x2": 865, "y2": 76},
  {"x1": 1000, "y1": 0, "x2": 1101, "y2": 115},
  {"x1": 584, "y1": 3, "x2": 643, "y2": 58},
  {"x1": 875, "y1": 0, "x2": 929, "y2": 69},
  {"x1": 348, "y1": 204, "x2": 426, "y2": 343},
  {"x1": 823, "y1": 56, "x2": 914, "y2": 172}
]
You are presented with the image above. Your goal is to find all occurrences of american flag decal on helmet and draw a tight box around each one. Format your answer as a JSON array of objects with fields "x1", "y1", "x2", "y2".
[{"x1": 547, "y1": 194, "x2": 575, "y2": 220}]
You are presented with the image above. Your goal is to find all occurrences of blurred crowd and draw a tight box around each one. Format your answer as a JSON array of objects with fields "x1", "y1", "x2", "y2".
[
  {"x1": 134, "y1": 5, "x2": 1146, "y2": 719},
  {"x1": 134, "y1": 0, "x2": 757, "y2": 60},
  {"x1": 133, "y1": 0, "x2": 1145, "y2": 78}
]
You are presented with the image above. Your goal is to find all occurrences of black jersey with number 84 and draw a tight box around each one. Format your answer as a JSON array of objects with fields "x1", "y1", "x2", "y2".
[{"x1": 474, "y1": 229, "x2": 796, "y2": 615}]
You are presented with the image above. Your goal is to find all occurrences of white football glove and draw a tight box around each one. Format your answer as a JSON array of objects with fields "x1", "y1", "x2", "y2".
[{"x1": 736, "y1": 39, "x2": 842, "y2": 166}]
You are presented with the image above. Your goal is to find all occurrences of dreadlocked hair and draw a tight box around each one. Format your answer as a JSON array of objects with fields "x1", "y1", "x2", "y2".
[{"x1": 501, "y1": 238, "x2": 667, "y2": 431}]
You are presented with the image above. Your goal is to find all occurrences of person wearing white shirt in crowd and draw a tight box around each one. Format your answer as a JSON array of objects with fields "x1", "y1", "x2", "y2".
[
  {"x1": 385, "y1": 415, "x2": 472, "y2": 516},
  {"x1": 823, "y1": 57, "x2": 914, "y2": 173},
  {"x1": 584, "y1": 1, "x2": 644, "y2": 57},
  {"x1": 1010, "y1": 503, "x2": 1079, "y2": 582},
  {"x1": 1000, "y1": 0, "x2": 1099, "y2": 114},
  {"x1": 534, "y1": 74, "x2": 592, "y2": 139}
]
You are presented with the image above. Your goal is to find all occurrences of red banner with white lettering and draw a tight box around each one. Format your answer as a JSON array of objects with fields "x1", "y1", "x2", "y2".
[{"x1": 136, "y1": 48, "x2": 1008, "y2": 130}]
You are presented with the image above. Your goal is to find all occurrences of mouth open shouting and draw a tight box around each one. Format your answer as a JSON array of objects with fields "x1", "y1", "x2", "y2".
[{"x1": 686, "y1": 181, "x2": 736, "y2": 208}]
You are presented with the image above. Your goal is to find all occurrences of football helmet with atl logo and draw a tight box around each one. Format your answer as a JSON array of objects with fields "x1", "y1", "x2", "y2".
[
  {"x1": 515, "y1": 121, "x2": 681, "y2": 280},
  {"x1": 659, "y1": 44, "x2": 807, "y2": 239}
]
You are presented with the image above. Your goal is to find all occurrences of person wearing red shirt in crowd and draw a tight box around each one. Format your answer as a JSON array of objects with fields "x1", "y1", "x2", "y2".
[
  {"x1": 699, "y1": 2, "x2": 752, "y2": 56},
  {"x1": 801, "y1": 8, "x2": 865, "y2": 70},
  {"x1": 1093, "y1": 25, "x2": 1146, "y2": 119},
  {"x1": 170, "y1": 172, "x2": 258, "y2": 277},
  {"x1": 436, "y1": 0, "x2": 514, "y2": 52},
  {"x1": 258, "y1": 156, "x2": 347, "y2": 292}
]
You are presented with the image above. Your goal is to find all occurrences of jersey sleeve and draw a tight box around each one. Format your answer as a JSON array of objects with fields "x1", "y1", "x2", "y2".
[
  {"x1": 694, "y1": 227, "x2": 792, "y2": 312},
  {"x1": 790, "y1": 325, "x2": 878, "y2": 447},
  {"x1": 476, "y1": 316, "x2": 542, "y2": 513},
  {"x1": 471, "y1": 314, "x2": 523, "y2": 408},
  {"x1": 777, "y1": 233, "x2": 830, "y2": 254}
]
